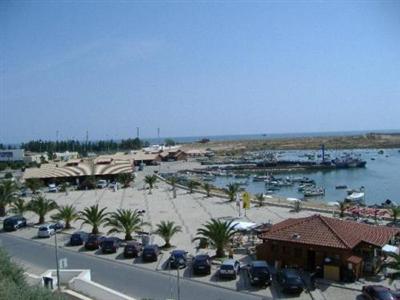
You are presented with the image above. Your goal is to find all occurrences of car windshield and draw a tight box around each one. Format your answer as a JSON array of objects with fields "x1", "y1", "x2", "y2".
[
  {"x1": 376, "y1": 290, "x2": 394, "y2": 300},
  {"x1": 103, "y1": 240, "x2": 114, "y2": 246},
  {"x1": 253, "y1": 266, "x2": 269, "y2": 273},
  {"x1": 144, "y1": 248, "x2": 155, "y2": 253},
  {"x1": 39, "y1": 227, "x2": 48, "y2": 231},
  {"x1": 221, "y1": 265, "x2": 234, "y2": 270},
  {"x1": 286, "y1": 276, "x2": 302, "y2": 285}
]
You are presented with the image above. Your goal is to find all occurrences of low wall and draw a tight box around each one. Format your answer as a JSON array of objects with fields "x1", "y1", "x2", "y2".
[{"x1": 69, "y1": 278, "x2": 136, "y2": 300}]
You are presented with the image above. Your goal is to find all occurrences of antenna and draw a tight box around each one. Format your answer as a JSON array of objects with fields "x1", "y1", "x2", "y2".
[{"x1": 137, "y1": 127, "x2": 140, "y2": 139}]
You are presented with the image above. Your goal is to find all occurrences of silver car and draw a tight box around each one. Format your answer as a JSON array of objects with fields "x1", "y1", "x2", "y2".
[
  {"x1": 219, "y1": 259, "x2": 240, "y2": 280},
  {"x1": 37, "y1": 224, "x2": 55, "y2": 238}
]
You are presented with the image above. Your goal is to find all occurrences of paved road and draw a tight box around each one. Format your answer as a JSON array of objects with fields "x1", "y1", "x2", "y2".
[{"x1": 0, "y1": 233, "x2": 267, "y2": 300}]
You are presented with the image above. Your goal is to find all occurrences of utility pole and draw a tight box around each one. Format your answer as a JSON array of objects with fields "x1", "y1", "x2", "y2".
[
  {"x1": 54, "y1": 231, "x2": 60, "y2": 291},
  {"x1": 85, "y1": 130, "x2": 89, "y2": 154},
  {"x1": 136, "y1": 127, "x2": 140, "y2": 139},
  {"x1": 157, "y1": 127, "x2": 160, "y2": 145},
  {"x1": 177, "y1": 265, "x2": 181, "y2": 300}
]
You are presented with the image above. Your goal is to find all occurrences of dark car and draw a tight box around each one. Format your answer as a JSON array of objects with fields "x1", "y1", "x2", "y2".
[
  {"x1": 168, "y1": 250, "x2": 188, "y2": 269},
  {"x1": 219, "y1": 259, "x2": 240, "y2": 280},
  {"x1": 3, "y1": 216, "x2": 27, "y2": 232},
  {"x1": 124, "y1": 241, "x2": 142, "y2": 258},
  {"x1": 85, "y1": 234, "x2": 105, "y2": 250},
  {"x1": 101, "y1": 237, "x2": 121, "y2": 254},
  {"x1": 69, "y1": 231, "x2": 89, "y2": 246},
  {"x1": 50, "y1": 221, "x2": 65, "y2": 232},
  {"x1": 247, "y1": 260, "x2": 272, "y2": 287},
  {"x1": 362, "y1": 285, "x2": 397, "y2": 300},
  {"x1": 192, "y1": 254, "x2": 211, "y2": 275},
  {"x1": 277, "y1": 268, "x2": 304, "y2": 294},
  {"x1": 142, "y1": 244, "x2": 160, "y2": 262}
]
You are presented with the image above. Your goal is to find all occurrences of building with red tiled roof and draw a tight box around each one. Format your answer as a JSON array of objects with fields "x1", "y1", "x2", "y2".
[{"x1": 256, "y1": 214, "x2": 400, "y2": 281}]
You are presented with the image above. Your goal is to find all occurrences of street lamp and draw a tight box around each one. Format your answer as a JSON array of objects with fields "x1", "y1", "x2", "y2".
[{"x1": 54, "y1": 231, "x2": 61, "y2": 291}]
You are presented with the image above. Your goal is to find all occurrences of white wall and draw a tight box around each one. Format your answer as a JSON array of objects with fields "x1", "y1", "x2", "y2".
[{"x1": 0, "y1": 149, "x2": 24, "y2": 162}]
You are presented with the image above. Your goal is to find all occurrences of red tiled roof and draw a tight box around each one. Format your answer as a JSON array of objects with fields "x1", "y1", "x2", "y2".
[{"x1": 260, "y1": 215, "x2": 400, "y2": 250}]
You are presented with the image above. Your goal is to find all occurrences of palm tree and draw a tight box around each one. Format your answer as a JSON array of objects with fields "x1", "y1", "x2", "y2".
[
  {"x1": 168, "y1": 177, "x2": 178, "y2": 198},
  {"x1": 203, "y1": 183, "x2": 212, "y2": 197},
  {"x1": 338, "y1": 201, "x2": 348, "y2": 218},
  {"x1": 117, "y1": 173, "x2": 133, "y2": 188},
  {"x1": 9, "y1": 198, "x2": 29, "y2": 216},
  {"x1": 155, "y1": 221, "x2": 182, "y2": 248},
  {"x1": 193, "y1": 218, "x2": 236, "y2": 257},
  {"x1": 390, "y1": 207, "x2": 400, "y2": 224},
  {"x1": 0, "y1": 180, "x2": 18, "y2": 217},
  {"x1": 105, "y1": 209, "x2": 145, "y2": 240},
  {"x1": 27, "y1": 195, "x2": 58, "y2": 224},
  {"x1": 380, "y1": 252, "x2": 400, "y2": 283},
  {"x1": 187, "y1": 180, "x2": 199, "y2": 194},
  {"x1": 78, "y1": 204, "x2": 109, "y2": 234},
  {"x1": 144, "y1": 175, "x2": 157, "y2": 194},
  {"x1": 255, "y1": 193, "x2": 265, "y2": 207},
  {"x1": 51, "y1": 205, "x2": 79, "y2": 229},
  {"x1": 25, "y1": 178, "x2": 43, "y2": 194},
  {"x1": 225, "y1": 183, "x2": 239, "y2": 202}
]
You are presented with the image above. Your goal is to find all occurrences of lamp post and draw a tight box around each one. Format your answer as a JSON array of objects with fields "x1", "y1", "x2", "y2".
[{"x1": 54, "y1": 231, "x2": 61, "y2": 291}]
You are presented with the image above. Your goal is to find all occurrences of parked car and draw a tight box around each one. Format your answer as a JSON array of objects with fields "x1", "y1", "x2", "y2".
[
  {"x1": 109, "y1": 182, "x2": 121, "y2": 190},
  {"x1": 123, "y1": 241, "x2": 142, "y2": 258},
  {"x1": 219, "y1": 259, "x2": 240, "y2": 280},
  {"x1": 3, "y1": 216, "x2": 27, "y2": 232},
  {"x1": 69, "y1": 231, "x2": 89, "y2": 246},
  {"x1": 168, "y1": 250, "x2": 188, "y2": 269},
  {"x1": 101, "y1": 237, "x2": 121, "y2": 254},
  {"x1": 37, "y1": 224, "x2": 55, "y2": 238},
  {"x1": 362, "y1": 285, "x2": 397, "y2": 300},
  {"x1": 48, "y1": 184, "x2": 58, "y2": 193},
  {"x1": 247, "y1": 260, "x2": 272, "y2": 287},
  {"x1": 85, "y1": 234, "x2": 105, "y2": 250},
  {"x1": 192, "y1": 254, "x2": 211, "y2": 275},
  {"x1": 96, "y1": 180, "x2": 108, "y2": 189},
  {"x1": 142, "y1": 244, "x2": 160, "y2": 262},
  {"x1": 277, "y1": 268, "x2": 304, "y2": 295},
  {"x1": 50, "y1": 221, "x2": 65, "y2": 232}
]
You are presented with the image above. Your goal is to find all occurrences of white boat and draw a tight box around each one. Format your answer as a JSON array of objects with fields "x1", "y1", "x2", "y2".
[{"x1": 345, "y1": 192, "x2": 365, "y2": 203}]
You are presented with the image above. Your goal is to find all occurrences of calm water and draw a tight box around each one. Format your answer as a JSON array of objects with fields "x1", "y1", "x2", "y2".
[{"x1": 209, "y1": 148, "x2": 400, "y2": 205}]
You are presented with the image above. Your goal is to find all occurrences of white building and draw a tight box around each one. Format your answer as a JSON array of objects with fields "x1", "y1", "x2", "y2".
[{"x1": 0, "y1": 149, "x2": 24, "y2": 162}]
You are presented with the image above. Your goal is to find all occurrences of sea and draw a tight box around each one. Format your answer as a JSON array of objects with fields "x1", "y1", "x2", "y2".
[{"x1": 207, "y1": 148, "x2": 400, "y2": 206}]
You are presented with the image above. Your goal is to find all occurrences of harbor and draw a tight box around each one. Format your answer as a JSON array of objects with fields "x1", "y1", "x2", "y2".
[{"x1": 175, "y1": 148, "x2": 400, "y2": 206}]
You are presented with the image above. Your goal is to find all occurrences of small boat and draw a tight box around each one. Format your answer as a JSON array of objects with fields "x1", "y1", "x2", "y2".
[
  {"x1": 253, "y1": 175, "x2": 269, "y2": 182},
  {"x1": 235, "y1": 174, "x2": 249, "y2": 179},
  {"x1": 303, "y1": 187, "x2": 325, "y2": 197},
  {"x1": 335, "y1": 185, "x2": 347, "y2": 189},
  {"x1": 345, "y1": 192, "x2": 365, "y2": 204}
]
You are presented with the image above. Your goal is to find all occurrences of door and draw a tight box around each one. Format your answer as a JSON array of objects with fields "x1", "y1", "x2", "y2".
[{"x1": 307, "y1": 250, "x2": 316, "y2": 270}]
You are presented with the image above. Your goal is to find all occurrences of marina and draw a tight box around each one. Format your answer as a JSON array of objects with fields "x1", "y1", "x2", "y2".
[{"x1": 182, "y1": 148, "x2": 400, "y2": 205}]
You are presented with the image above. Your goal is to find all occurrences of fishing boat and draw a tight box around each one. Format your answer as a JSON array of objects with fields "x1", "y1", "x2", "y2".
[{"x1": 332, "y1": 155, "x2": 367, "y2": 168}]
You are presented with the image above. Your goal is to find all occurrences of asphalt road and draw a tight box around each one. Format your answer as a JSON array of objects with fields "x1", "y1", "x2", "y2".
[{"x1": 0, "y1": 233, "x2": 267, "y2": 300}]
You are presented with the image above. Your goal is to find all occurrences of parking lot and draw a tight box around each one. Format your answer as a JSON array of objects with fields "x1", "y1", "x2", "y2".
[{"x1": 0, "y1": 165, "x2": 384, "y2": 299}]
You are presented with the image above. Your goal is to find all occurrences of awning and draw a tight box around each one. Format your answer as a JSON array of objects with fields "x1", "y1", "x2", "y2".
[
  {"x1": 230, "y1": 220, "x2": 257, "y2": 231},
  {"x1": 382, "y1": 244, "x2": 399, "y2": 255}
]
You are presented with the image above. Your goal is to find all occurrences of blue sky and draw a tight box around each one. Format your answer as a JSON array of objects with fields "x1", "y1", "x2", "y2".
[{"x1": 1, "y1": 1, "x2": 399, "y2": 143}]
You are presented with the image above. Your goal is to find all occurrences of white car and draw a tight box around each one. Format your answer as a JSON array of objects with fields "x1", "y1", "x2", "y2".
[
  {"x1": 37, "y1": 224, "x2": 55, "y2": 238},
  {"x1": 48, "y1": 184, "x2": 58, "y2": 193},
  {"x1": 96, "y1": 180, "x2": 108, "y2": 189}
]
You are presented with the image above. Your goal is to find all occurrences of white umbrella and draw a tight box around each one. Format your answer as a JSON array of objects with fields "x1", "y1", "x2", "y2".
[
  {"x1": 328, "y1": 201, "x2": 340, "y2": 207},
  {"x1": 287, "y1": 197, "x2": 301, "y2": 202},
  {"x1": 229, "y1": 220, "x2": 257, "y2": 231}
]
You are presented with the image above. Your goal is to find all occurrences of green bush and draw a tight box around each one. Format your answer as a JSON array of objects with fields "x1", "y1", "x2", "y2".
[{"x1": 0, "y1": 247, "x2": 64, "y2": 300}]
